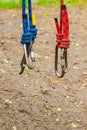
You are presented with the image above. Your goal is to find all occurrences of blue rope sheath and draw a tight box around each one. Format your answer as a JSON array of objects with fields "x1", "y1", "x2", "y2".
[
  {"x1": 28, "y1": 0, "x2": 32, "y2": 28},
  {"x1": 20, "y1": 0, "x2": 37, "y2": 45},
  {"x1": 22, "y1": 0, "x2": 26, "y2": 15}
]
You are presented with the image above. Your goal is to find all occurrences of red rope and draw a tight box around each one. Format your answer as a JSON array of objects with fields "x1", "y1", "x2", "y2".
[{"x1": 55, "y1": 5, "x2": 70, "y2": 49}]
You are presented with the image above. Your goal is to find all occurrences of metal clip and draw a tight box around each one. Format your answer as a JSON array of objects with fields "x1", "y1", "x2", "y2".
[
  {"x1": 19, "y1": 44, "x2": 35, "y2": 74},
  {"x1": 55, "y1": 46, "x2": 68, "y2": 78}
]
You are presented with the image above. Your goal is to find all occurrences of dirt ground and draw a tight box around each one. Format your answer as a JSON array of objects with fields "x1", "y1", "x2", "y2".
[{"x1": 0, "y1": 5, "x2": 87, "y2": 130}]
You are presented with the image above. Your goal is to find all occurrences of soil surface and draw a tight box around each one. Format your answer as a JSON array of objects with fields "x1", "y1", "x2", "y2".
[{"x1": 0, "y1": 5, "x2": 87, "y2": 130}]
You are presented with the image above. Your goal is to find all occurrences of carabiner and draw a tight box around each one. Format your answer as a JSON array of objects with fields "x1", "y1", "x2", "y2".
[
  {"x1": 55, "y1": 46, "x2": 68, "y2": 78},
  {"x1": 24, "y1": 44, "x2": 35, "y2": 69},
  {"x1": 19, "y1": 44, "x2": 35, "y2": 74}
]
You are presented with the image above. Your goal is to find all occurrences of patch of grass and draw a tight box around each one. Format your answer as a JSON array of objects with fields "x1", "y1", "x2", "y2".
[
  {"x1": 0, "y1": 0, "x2": 22, "y2": 9},
  {"x1": 37, "y1": 0, "x2": 87, "y2": 6},
  {"x1": 37, "y1": 0, "x2": 58, "y2": 5},
  {"x1": 0, "y1": 0, "x2": 87, "y2": 9}
]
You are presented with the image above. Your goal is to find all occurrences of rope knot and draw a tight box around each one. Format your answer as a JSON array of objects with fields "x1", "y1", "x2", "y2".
[
  {"x1": 56, "y1": 33, "x2": 63, "y2": 43},
  {"x1": 59, "y1": 39, "x2": 70, "y2": 49},
  {"x1": 30, "y1": 26, "x2": 38, "y2": 42},
  {"x1": 20, "y1": 30, "x2": 32, "y2": 45}
]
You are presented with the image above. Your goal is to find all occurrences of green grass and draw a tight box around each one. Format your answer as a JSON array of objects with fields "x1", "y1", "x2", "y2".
[
  {"x1": 0, "y1": 0, "x2": 22, "y2": 9},
  {"x1": 38, "y1": 0, "x2": 87, "y2": 6},
  {"x1": 0, "y1": 0, "x2": 87, "y2": 9}
]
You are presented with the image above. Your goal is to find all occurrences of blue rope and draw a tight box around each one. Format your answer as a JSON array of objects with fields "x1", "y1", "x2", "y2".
[
  {"x1": 22, "y1": 0, "x2": 26, "y2": 15},
  {"x1": 28, "y1": 0, "x2": 32, "y2": 28},
  {"x1": 20, "y1": 0, "x2": 38, "y2": 45}
]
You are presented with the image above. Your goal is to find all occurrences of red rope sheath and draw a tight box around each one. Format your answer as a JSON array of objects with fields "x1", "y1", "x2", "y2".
[
  {"x1": 55, "y1": 4, "x2": 70, "y2": 49},
  {"x1": 55, "y1": 20, "x2": 60, "y2": 33},
  {"x1": 62, "y1": 8, "x2": 69, "y2": 38},
  {"x1": 61, "y1": 0, "x2": 64, "y2": 5}
]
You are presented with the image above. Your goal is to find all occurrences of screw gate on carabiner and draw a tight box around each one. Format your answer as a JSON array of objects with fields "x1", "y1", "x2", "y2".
[
  {"x1": 54, "y1": 0, "x2": 70, "y2": 78},
  {"x1": 19, "y1": 0, "x2": 38, "y2": 74}
]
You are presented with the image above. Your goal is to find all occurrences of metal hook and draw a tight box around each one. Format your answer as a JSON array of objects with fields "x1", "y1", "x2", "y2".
[
  {"x1": 19, "y1": 44, "x2": 35, "y2": 74},
  {"x1": 55, "y1": 46, "x2": 68, "y2": 78}
]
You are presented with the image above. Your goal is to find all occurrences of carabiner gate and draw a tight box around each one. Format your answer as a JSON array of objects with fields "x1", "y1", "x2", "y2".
[
  {"x1": 24, "y1": 44, "x2": 35, "y2": 69},
  {"x1": 55, "y1": 46, "x2": 68, "y2": 78},
  {"x1": 19, "y1": 44, "x2": 35, "y2": 74}
]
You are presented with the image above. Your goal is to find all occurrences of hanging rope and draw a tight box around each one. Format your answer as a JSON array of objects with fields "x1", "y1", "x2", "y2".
[
  {"x1": 19, "y1": 0, "x2": 38, "y2": 74},
  {"x1": 54, "y1": 0, "x2": 70, "y2": 78},
  {"x1": 20, "y1": 0, "x2": 38, "y2": 46}
]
